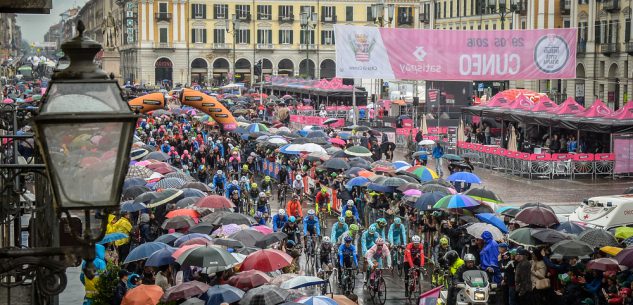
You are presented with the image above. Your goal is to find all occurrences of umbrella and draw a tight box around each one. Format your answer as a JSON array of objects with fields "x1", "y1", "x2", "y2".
[
  {"x1": 174, "y1": 233, "x2": 213, "y2": 247},
  {"x1": 161, "y1": 215, "x2": 196, "y2": 230},
  {"x1": 344, "y1": 167, "x2": 365, "y2": 177},
  {"x1": 202, "y1": 284, "x2": 245, "y2": 305},
  {"x1": 322, "y1": 158, "x2": 350, "y2": 170},
  {"x1": 344, "y1": 145, "x2": 373, "y2": 157},
  {"x1": 418, "y1": 139, "x2": 435, "y2": 145},
  {"x1": 255, "y1": 232, "x2": 288, "y2": 249},
  {"x1": 212, "y1": 238, "x2": 245, "y2": 249},
  {"x1": 251, "y1": 225, "x2": 273, "y2": 235},
  {"x1": 476, "y1": 213, "x2": 509, "y2": 233},
  {"x1": 154, "y1": 232, "x2": 184, "y2": 245},
  {"x1": 176, "y1": 197, "x2": 200, "y2": 209},
  {"x1": 407, "y1": 166, "x2": 439, "y2": 182},
  {"x1": 465, "y1": 188, "x2": 503, "y2": 203},
  {"x1": 380, "y1": 177, "x2": 408, "y2": 187},
  {"x1": 434, "y1": 194, "x2": 480, "y2": 209},
  {"x1": 280, "y1": 276, "x2": 326, "y2": 289},
  {"x1": 240, "y1": 285, "x2": 289, "y2": 305},
  {"x1": 446, "y1": 172, "x2": 481, "y2": 184},
  {"x1": 144, "y1": 151, "x2": 169, "y2": 162},
  {"x1": 551, "y1": 239, "x2": 594, "y2": 257},
  {"x1": 161, "y1": 281, "x2": 210, "y2": 302},
  {"x1": 442, "y1": 154, "x2": 463, "y2": 161},
  {"x1": 586, "y1": 258, "x2": 623, "y2": 272},
  {"x1": 555, "y1": 221, "x2": 586, "y2": 234},
  {"x1": 124, "y1": 178, "x2": 148, "y2": 190},
  {"x1": 123, "y1": 185, "x2": 151, "y2": 200},
  {"x1": 203, "y1": 211, "x2": 257, "y2": 226},
  {"x1": 197, "y1": 195, "x2": 235, "y2": 209},
  {"x1": 367, "y1": 183, "x2": 394, "y2": 193},
  {"x1": 419, "y1": 184, "x2": 451, "y2": 193},
  {"x1": 306, "y1": 130, "x2": 328, "y2": 138},
  {"x1": 166, "y1": 209, "x2": 200, "y2": 219},
  {"x1": 515, "y1": 205, "x2": 559, "y2": 227},
  {"x1": 120, "y1": 200, "x2": 147, "y2": 213},
  {"x1": 615, "y1": 227, "x2": 633, "y2": 240},
  {"x1": 323, "y1": 118, "x2": 339, "y2": 125},
  {"x1": 180, "y1": 188, "x2": 207, "y2": 198},
  {"x1": 212, "y1": 224, "x2": 244, "y2": 237},
  {"x1": 142, "y1": 189, "x2": 184, "y2": 208},
  {"x1": 182, "y1": 298, "x2": 205, "y2": 305},
  {"x1": 241, "y1": 249, "x2": 293, "y2": 272},
  {"x1": 127, "y1": 165, "x2": 153, "y2": 179},
  {"x1": 348, "y1": 159, "x2": 371, "y2": 170},
  {"x1": 188, "y1": 223, "x2": 215, "y2": 234},
  {"x1": 229, "y1": 230, "x2": 265, "y2": 247},
  {"x1": 508, "y1": 228, "x2": 541, "y2": 247},
  {"x1": 329, "y1": 138, "x2": 346, "y2": 146},
  {"x1": 176, "y1": 246, "x2": 238, "y2": 272},
  {"x1": 123, "y1": 242, "x2": 169, "y2": 263},
  {"x1": 182, "y1": 181, "x2": 213, "y2": 192},
  {"x1": 578, "y1": 228, "x2": 619, "y2": 248},
  {"x1": 414, "y1": 191, "x2": 447, "y2": 211},
  {"x1": 465, "y1": 223, "x2": 504, "y2": 241},
  {"x1": 331, "y1": 295, "x2": 357, "y2": 305},
  {"x1": 298, "y1": 296, "x2": 338, "y2": 305},
  {"x1": 530, "y1": 228, "x2": 572, "y2": 244},
  {"x1": 616, "y1": 248, "x2": 633, "y2": 267},
  {"x1": 520, "y1": 202, "x2": 555, "y2": 211},
  {"x1": 600, "y1": 246, "x2": 623, "y2": 256},
  {"x1": 98, "y1": 233, "x2": 128, "y2": 245},
  {"x1": 345, "y1": 177, "x2": 370, "y2": 190},
  {"x1": 228, "y1": 270, "x2": 272, "y2": 290},
  {"x1": 121, "y1": 285, "x2": 164, "y2": 305},
  {"x1": 403, "y1": 189, "x2": 422, "y2": 197},
  {"x1": 247, "y1": 123, "x2": 269, "y2": 133},
  {"x1": 412, "y1": 150, "x2": 431, "y2": 157},
  {"x1": 146, "y1": 247, "x2": 177, "y2": 266}
]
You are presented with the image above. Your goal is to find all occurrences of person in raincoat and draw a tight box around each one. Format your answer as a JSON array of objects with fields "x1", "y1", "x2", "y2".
[
  {"x1": 114, "y1": 213, "x2": 133, "y2": 259},
  {"x1": 480, "y1": 230, "x2": 501, "y2": 284}
]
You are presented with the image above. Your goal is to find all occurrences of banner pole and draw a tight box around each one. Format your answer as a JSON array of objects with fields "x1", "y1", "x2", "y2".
[{"x1": 352, "y1": 78, "x2": 357, "y2": 125}]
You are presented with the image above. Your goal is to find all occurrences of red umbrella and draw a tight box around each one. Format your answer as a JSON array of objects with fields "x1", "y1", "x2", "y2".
[
  {"x1": 228, "y1": 270, "x2": 272, "y2": 290},
  {"x1": 587, "y1": 258, "x2": 623, "y2": 272},
  {"x1": 172, "y1": 245, "x2": 203, "y2": 259},
  {"x1": 166, "y1": 209, "x2": 200, "y2": 219},
  {"x1": 515, "y1": 204, "x2": 559, "y2": 228},
  {"x1": 329, "y1": 138, "x2": 346, "y2": 146},
  {"x1": 240, "y1": 249, "x2": 293, "y2": 272},
  {"x1": 161, "y1": 280, "x2": 210, "y2": 302},
  {"x1": 180, "y1": 238, "x2": 213, "y2": 247},
  {"x1": 196, "y1": 195, "x2": 235, "y2": 209},
  {"x1": 146, "y1": 162, "x2": 170, "y2": 170}
]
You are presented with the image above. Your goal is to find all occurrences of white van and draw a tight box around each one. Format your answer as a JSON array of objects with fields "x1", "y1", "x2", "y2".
[{"x1": 569, "y1": 194, "x2": 633, "y2": 230}]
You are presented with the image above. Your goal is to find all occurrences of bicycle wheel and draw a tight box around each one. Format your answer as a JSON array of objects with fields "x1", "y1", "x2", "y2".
[
  {"x1": 376, "y1": 277, "x2": 387, "y2": 305},
  {"x1": 345, "y1": 276, "x2": 353, "y2": 295}
]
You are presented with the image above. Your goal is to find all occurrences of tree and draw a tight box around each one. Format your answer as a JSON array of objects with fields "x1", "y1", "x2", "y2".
[{"x1": 93, "y1": 263, "x2": 121, "y2": 305}]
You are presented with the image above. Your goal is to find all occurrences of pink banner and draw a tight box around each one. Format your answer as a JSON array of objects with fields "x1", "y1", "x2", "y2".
[
  {"x1": 335, "y1": 25, "x2": 577, "y2": 81},
  {"x1": 289, "y1": 115, "x2": 345, "y2": 128}
]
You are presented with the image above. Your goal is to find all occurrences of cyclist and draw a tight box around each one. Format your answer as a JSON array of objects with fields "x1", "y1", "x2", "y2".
[
  {"x1": 404, "y1": 235, "x2": 425, "y2": 297},
  {"x1": 282, "y1": 216, "x2": 300, "y2": 244},
  {"x1": 225, "y1": 179, "x2": 240, "y2": 199},
  {"x1": 434, "y1": 250, "x2": 463, "y2": 287},
  {"x1": 254, "y1": 211, "x2": 266, "y2": 226},
  {"x1": 255, "y1": 192, "x2": 269, "y2": 214},
  {"x1": 343, "y1": 210, "x2": 356, "y2": 226},
  {"x1": 338, "y1": 236, "x2": 359, "y2": 282},
  {"x1": 272, "y1": 209, "x2": 288, "y2": 232},
  {"x1": 211, "y1": 170, "x2": 226, "y2": 194},
  {"x1": 371, "y1": 218, "x2": 388, "y2": 239},
  {"x1": 286, "y1": 194, "x2": 303, "y2": 220},
  {"x1": 261, "y1": 176, "x2": 273, "y2": 193},
  {"x1": 292, "y1": 175, "x2": 304, "y2": 196},
  {"x1": 277, "y1": 165, "x2": 289, "y2": 186},
  {"x1": 241, "y1": 164, "x2": 251, "y2": 178},
  {"x1": 239, "y1": 176, "x2": 251, "y2": 192},
  {"x1": 388, "y1": 217, "x2": 407, "y2": 247},
  {"x1": 318, "y1": 236, "x2": 334, "y2": 272},
  {"x1": 338, "y1": 223, "x2": 360, "y2": 247},
  {"x1": 365, "y1": 238, "x2": 392, "y2": 284},
  {"x1": 249, "y1": 183, "x2": 260, "y2": 203},
  {"x1": 303, "y1": 209, "x2": 321, "y2": 246},
  {"x1": 361, "y1": 226, "x2": 379, "y2": 254},
  {"x1": 229, "y1": 190, "x2": 241, "y2": 212},
  {"x1": 330, "y1": 217, "x2": 348, "y2": 244},
  {"x1": 341, "y1": 200, "x2": 360, "y2": 223},
  {"x1": 315, "y1": 187, "x2": 330, "y2": 210},
  {"x1": 433, "y1": 237, "x2": 452, "y2": 266}
]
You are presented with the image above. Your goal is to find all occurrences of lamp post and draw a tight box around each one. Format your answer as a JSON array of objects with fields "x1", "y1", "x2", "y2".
[
  {"x1": 485, "y1": 0, "x2": 521, "y2": 30},
  {"x1": 225, "y1": 14, "x2": 237, "y2": 83},
  {"x1": 300, "y1": 10, "x2": 316, "y2": 79}
]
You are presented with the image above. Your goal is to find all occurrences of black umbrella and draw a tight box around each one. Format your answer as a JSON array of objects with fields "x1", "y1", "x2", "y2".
[
  {"x1": 515, "y1": 204, "x2": 559, "y2": 227},
  {"x1": 291, "y1": 138, "x2": 310, "y2": 144},
  {"x1": 155, "y1": 232, "x2": 185, "y2": 246},
  {"x1": 189, "y1": 222, "x2": 215, "y2": 234},
  {"x1": 551, "y1": 239, "x2": 594, "y2": 257},
  {"x1": 331, "y1": 150, "x2": 349, "y2": 159},
  {"x1": 624, "y1": 186, "x2": 633, "y2": 194},
  {"x1": 306, "y1": 131, "x2": 328, "y2": 138},
  {"x1": 239, "y1": 285, "x2": 289, "y2": 305},
  {"x1": 500, "y1": 208, "x2": 521, "y2": 218},
  {"x1": 555, "y1": 221, "x2": 586, "y2": 235},
  {"x1": 323, "y1": 118, "x2": 339, "y2": 125},
  {"x1": 397, "y1": 183, "x2": 422, "y2": 192},
  {"x1": 578, "y1": 228, "x2": 619, "y2": 248},
  {"x1": 203, "y1": 212, "x2": 257, "y2": 226},
  {"x1": 144, "y1": 151, "x2": 169, "y2": 161},
  {"x1": 395, "y1": 174, "x2": 419, "y2": 183},
  {"x1": 182, "y1": 181, "x2": 212, "y2": 193},
  {"x1": 419, "y1": 183, "x2": 451, "y2": 193},
  {"x1": 212, "y1": 238, "x2": 246, "y2": 249},
  {"x1": 414, "y1": 191, "x2": 446, "y2": 210},
  {"x1": 520, "y1": 202, "x2": 555, "y2": 212},
  {"x1": 255, "y1": 232, "x2": 288, "y2": 249},
  {"x1": 237, "y1": 247, "x2": 261, "y2": 255},
  {"x1": 459, "y1": 215, "x2": 479, "y2": 223},
  {"x1": 229, "y1": 230, "x2": 265, "y2": 247},
  {"x1": 421, "y1": 179, "x2": 454, "y2": 188},
  {"x1": 344, "y1": 167, "x2": 365, "y2": 177},
  {"x1": 122, "y1": 185, "x2": 150, "y2": 200},
  {"x1": 162, "y1": 215, "x2": 196, "y2": 230},
  {"x1": 176, "y1": 197, "x2": 200, "y2": 209},
  {"x1": 531, "y1": 228, "x2": 572, "y2": 244},
  {"x1": 322, "y1": 158, "x2": 350, "y2": 170}
]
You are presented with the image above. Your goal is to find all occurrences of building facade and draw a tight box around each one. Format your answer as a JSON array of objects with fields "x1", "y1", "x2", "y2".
[{"x1": 0, "y1": 13, "x2": 22, "y2": 59}]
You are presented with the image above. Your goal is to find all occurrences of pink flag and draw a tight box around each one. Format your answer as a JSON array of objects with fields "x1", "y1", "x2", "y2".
[{"x1": 418, "y1": 286, "x2": 443, "y2": 305}]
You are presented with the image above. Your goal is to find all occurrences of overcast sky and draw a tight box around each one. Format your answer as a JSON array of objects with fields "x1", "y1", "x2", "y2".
[{"x1": 17, "y1": 0, "x2": 88, "y2": 43}]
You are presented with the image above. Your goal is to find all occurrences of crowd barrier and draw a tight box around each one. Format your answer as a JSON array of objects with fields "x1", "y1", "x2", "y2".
[
  {"x1": 289, "y1": 115, "x2": 346, "y2": 128},
  {"x1": 457, "y1": 141, "x2": 614, "y2": 179}
]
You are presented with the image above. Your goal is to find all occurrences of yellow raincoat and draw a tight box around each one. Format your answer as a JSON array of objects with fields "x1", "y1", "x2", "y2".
[{"x1": 114, "y1": 217, "x2": 132, "y2": 246}]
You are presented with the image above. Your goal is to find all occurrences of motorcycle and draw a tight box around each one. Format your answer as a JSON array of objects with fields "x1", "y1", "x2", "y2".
[{"x1": 438, "y1": 270, "x2": 496, "y2": 305}]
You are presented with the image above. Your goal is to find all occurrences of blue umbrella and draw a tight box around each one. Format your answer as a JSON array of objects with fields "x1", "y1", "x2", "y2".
[
  {"x1": 279, "y1": 144, "x2": 301, "y2": 155},
  {"x1": 476, "y1": 213, "x2": 509, "y2": 233},
  {"x1": 202, "y1": 284, "x2": 244, "y2": 305},
  {"x1": 298, "y1": 296, "x2": 338, "y2": 305},
  {"x1": 367, "y1": 183, "x2": 394, "y2": 193},
  {"x1": 338, "y1": 132, "x2": 352, "y2": 140},
  {"x1": 446, "y1": 172, "x2": 482, "y2": 184},
  {"x1": 120, "y1": 200, "x2": 147, "y2": 213},
  {"x1": 414, "y1": 191, "x2": 447, "y2": 210},
  {"x1": 174, "y1": 233, "x2": 212, "y2": 247},
  {"x1": 155, "y1": 232, "x2": 184, "y2": 246},
  {"x1": 124, "y1": 177, "x2": 147, "y2": 190},
  {"x1": 123, "y1": 241, "x2": 169, "y2": 263},
  {"x1": 392, "y1": 161, "x2": 411, "y2": 169},
  {"x1": 345, "y1": 177, "x2": 370, "y2": 190},
  {"x1": 145, "y1": 247, "x2": 177, "y2": 267},
  {"x1": 180, "y1": 188, "x2": 206, "y2": 198},
  {"x1": 555, "y1": 221, "x2": 586, "y2": 235},
  {"x1": 496, "y1": 206, "x2": 518, "y2": 214},
  {"x1": 98, "y1": 233, "x2": 128, "y2": 245}
]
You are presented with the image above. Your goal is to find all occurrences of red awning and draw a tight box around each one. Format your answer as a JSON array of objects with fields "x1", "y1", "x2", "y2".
[
  {"x1": 549, "y1": 97, "x2": 585, "y2": 115},
  {"x1": 578, "y1": 99, "x2": 612, "y2": 118},
  {"x1": 530, "y1": 96, "x2": 557, "y2": 112}
]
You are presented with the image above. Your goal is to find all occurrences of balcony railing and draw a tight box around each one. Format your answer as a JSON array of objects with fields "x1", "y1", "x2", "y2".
[
  {"x1": 560, "y1": 0, "x2": 570, "y2": 14},
  {"x1": 397, "y1": 18, "x2": 414, "y2": 26},
  {"x1": 236, "y1": 13, "x2": 251, "y2": 22},
  {"x1": 600, "y1": 43, "x2": 619, "y2": 55},
  {"x1": 256, "y1": 43, "x2": 274, "y2": 49},
  {"x1": 155, "y1": 12, "x2": 171, "y2": 22},
  {"x1": 322, "y1": 15, "x2": 337, "y2": 23},
  {"x1": 626, "y1": 42, "x2": 633, "y2": 55},
  {"x1": 212, "y1": 43, "x2": 230, "y2": 49},
  {"x1": 419, "y1": 12, "x2": 429, "y2": 23},
  {"x1": 155, "y1": 42, "x2": 174, "y2": 49},
  {"x1": 257, "y1": 14, "x2": 271, "y2": 20},
  {"x1": 279, "y1": 15, "x2": 294, "y2": 23},
  {"x1": 299, "y1": 44, "x2": 317, "y2": 50},
  {"x1": 604, "y1": 0, "x2": 620, "y2": 12}
]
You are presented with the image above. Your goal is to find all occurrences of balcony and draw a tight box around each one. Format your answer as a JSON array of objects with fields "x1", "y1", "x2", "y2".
[
  {"x1": 626, "y1": 42, "x2": 633, "y2": 55},
  {"x1": 155, "y1": 12, "x2": 171, "y2": 22},
  {"x1": 604, "y1": 0, "x2": 620, "y2": 12},
  {"x1": 299, "y1": 44, "x2": 317, "y2": 50},
  {"x1": 256, "y1": 43, "x2": 274, "y2": 50},
  {"x1": 236, "y1": 13, "x2": 251, "y2": 22},
  {"x1": 212, "y1": 43, "x2": 230, "y2": 50},
  {"x1": 257, "y1": 14, "x2": 271, "y2": 21},
  {"x1": 577, "y1": 41, "x2": 587, "y2": 54},
  {"x1": 600, "y1": 43, "x2": 619, "y2": 55},
  {"x1": 397, "y1": 17, "x2": 414, "y2": 27},
  {"x1": 279, "y1": 15, "x2": 294, "y2": 23},
  {"x1": 559, "y1": 0, "x2": 570, "y2": 15},
  {"x1": 419, "y1": 12, "x2": 429, "y2": 23},
  {"x1": 322, "y1": 15, "x2": 337, "y2": 23},
  {"x1": 155, "y1": 42, "x2": 174, "y2": 50}
]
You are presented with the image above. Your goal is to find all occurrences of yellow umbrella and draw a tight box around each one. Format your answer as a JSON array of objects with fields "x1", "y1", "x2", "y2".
[
  {"x1": 615, "y1": 227, "x2": 633, "y2": 240},
  {"x1": 600, "y1": 246, "x2": 623, "y2": 256}
]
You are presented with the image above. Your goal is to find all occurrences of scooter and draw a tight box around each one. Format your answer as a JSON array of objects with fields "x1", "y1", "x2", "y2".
[{"x1": 438, "y1": 270, "x2": 496, "y2": 305}]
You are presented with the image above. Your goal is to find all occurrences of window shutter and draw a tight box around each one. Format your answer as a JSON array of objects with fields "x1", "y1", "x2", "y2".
[
  {"x1": 278, "y1": 29, "x2": 283, "y2": 43},
  {"x1": 268, "y1": 30, "x2": 272, "y2": 43},
  {"x1": 290, "y1": 30, "x2": 294, "y2": 44},
  {"x1": 333, "y1": 7, "x2": 336, "y2": 20},
  {"x1": 595, "y1": 21, "x2": 601, "y2": 43},
  {"x1": 203, "y1": 29, "x2": 207, "y2": 43},
  {"x1": 321, "y1": 31, "x2": 325, "y2": 44},
  {"x1": 247, "y1": 30, "x2": 251, "y2": 44},
  {"x1": 300, "y1": 30, "x2": 304, "y2": 44},
  {"x1": 626, "y1": 19, "x2": 631, "y2": 42},
  {"x1": 321, "y1": 6, "x2": 326, "y2": 22},
  {"x1": 191, "y1": 29, "x2": 195, "y2": 42},
  {"x1": 213, "y1": 5, "x2": 217, "y2": 19},
  {"x1": 202, "y1": 5, "x2": 207, "y2": 19},
  {"x1": 191, "y1": 4, "x2": 195, "y2": 18},
  {"x1": 332, "y1": 32, "x2": 335, "y2": 44},
  {"x1": 367, "y1": 7, "x2": 372, "y2": 21}
]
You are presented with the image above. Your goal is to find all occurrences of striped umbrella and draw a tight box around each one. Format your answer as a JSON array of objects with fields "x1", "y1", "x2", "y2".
[
  {"x1": 407, "y1": 166, "x2": 439, "y2": 182},
  {"x1": 165, "y1": 171, "x2": 195, "y2": 181},
  {"x1": 152, "y1": 177, "x2": 186, "y2": 190},
  {"x1": 247, "y1": 123, "x2": 269, "y2": 133},
  {"x1": 181, "y1": 181, "x2": 212, "y2": 192},
  {"x1": 143, "y1": 151, "x2": 169, "y2": 162},
  {"x1": 433, "y1": 194, "x2": 480, "y2": 209},
  {"x1": 180, "y1": 188, "x2": 206, "y2": 198},
  {"x1": 126, "y1": 165, "x2": 153, "y2": 179}
]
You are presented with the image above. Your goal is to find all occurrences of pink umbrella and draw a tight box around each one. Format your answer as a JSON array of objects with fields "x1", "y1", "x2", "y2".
[
  {"x1": 403, "y1": 189, "x2": 422, "y2": 197},
  {"x1": 171, "y1": 245, "x2": 202, "y2": 259},
  {"x1": 3, "y1": 98, "x2": 13, "y2": 104},
  {"x1": 251, "y1": 225, "x2": 273, "y2": 235},
  {"x1": 212, "y1": 224, "x2": 243, "y2": 237},
  {"x1": 329, "y1": 138, "x2": 346, "y2": 146},
  {"x1": 136, "y1": 160, "x2": 152, "y2": 166}
]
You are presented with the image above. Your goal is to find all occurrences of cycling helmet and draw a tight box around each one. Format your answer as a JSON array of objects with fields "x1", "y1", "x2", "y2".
[
  {"x1": 344, "y1": 236, "x2": 353, "y2": 243},
  {"x1": 349, "y1": 224, "x2": 359, "y2": 232},
  {"x1": 375, "y1": 238, "x2": 384, "y2": 246},
  {"x1": 464, "y1": 253, "x2": 476, "y2": 262},
  {"x1": 443, "y1": 250, "x2": 459, "y2": 265},
  {"x1": 286, "y1": 239, "x2": 296, "y2": 248},
  {"x1": 412, "y1": 235, "x2": 421, "y2": 244},
  {"x1": 217, "y1": 170, "x2": 223, "y2": 175},
  {"x1": 265, "y1": 176, "x2": 271, "y2": 182},
  {"x1": 307, "y1": 209, "x2": 315, "y2": 216},
  {"x1": 296, "y1": 175, "x2": 302, "y2": 181},
  {"x1": 251, "y1": 183, "x2": 258, "y2": 188},
  {"x1": 232, "y1": 180, "x2": 238, "y2": 185},
  {"x1": 440, "y1": 237, "x2": 449, "y2": 246},
  {"x1": 278, "y1": 209, "x2": 286, "y2": 216},
  {"x1": 347, "y1": 200, "x2": 354, "y2": 206},
  {"x1": 241, "y1": 176, "x2": 248, "y2": 182},
  {"x1": 377, "y1": 218, "x2": 387, "y2": 226},
  {"x1": 289, "y1": 216, "x2": 296, "y2": 223},
  {"x1": 259, "y1": 192, "x2": 266, "y2": 197},
  {"x1": 345, "y1": 210, "x2": 353, "y2": 217},
  {"x1": 394, "y1": 217, "x2": 402, "y2": 225},
  {"x1": 292, "y1": 194, "x2": 299, "y2": 199},
  {"x1": 330, "y1": 172, "x2": 337, "y2": 177},
  {"x1": 242, "y1": 164, "x2": 248, "y2": 170},
  {"x1": 322, "y1": 236, "x2": 331, "y2": 243},
  {"x1": 321, "y1": 187, "x2": 327, "y2": 193},
  {"x1": 338, "y1": 216, "x2": 345, "y2": 223},
  {"x1": 368, "y1": 226, "x2": 376, "y2": 234},
  {"x1": 199, "y1": 165, "x2": 205, "y2": 171}
]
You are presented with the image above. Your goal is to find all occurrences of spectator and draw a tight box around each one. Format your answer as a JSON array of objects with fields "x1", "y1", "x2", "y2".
[
  {"x1": 155, "y1": 265, "x2": 172, "y2": 292},
  {"x1": 113, "y1": 270, "x2": 129, "y2": 305},
  {"x1": 432, "y1": 142, "x2": 445, "y2": 177},
  {"x1": 515, "y1": 249, "x2": 533, "y2": 305}
]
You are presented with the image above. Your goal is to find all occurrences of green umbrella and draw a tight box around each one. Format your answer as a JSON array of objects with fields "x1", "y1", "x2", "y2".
[
  {"x1": 344, "y1": 145, "x2": 373, "y2": 157},
  {"x1": 442, "y1": 154, "x2": 463, "y2": 161},
  {"x1": 509, "y1": 227, "x2": 541, "y2": 247},
  {"x1": 176, "y1": 245, "x2": 238, "y2": 272}
]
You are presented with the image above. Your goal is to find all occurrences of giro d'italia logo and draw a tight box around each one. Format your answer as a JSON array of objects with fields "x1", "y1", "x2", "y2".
[{"x1": 534, "y1": 34, "x2": 570, "y2": 73}]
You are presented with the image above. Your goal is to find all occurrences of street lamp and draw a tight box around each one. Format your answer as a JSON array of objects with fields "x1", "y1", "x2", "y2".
[
  {"x1": 485, "y1": 0, "x2": 521, "y2": 30},
  {"x1": 225, "y1": 14, "x2": 237, "y2": 83},
  {"x1": 34, "y1": 20, "x2": 137, "y2": 260},
  {"x1": 300, "y1": 10, "x2": 316, "y2": 79},
  {"x1": 371, "y1": 1, "x2": 395, "y2": 27}
]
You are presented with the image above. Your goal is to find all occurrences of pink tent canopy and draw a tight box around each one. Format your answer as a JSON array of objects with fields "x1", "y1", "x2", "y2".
[
  {"x1": 578, "y1": 99, "x2": 612, "y2": 118},
  {"x1": 608, "y1": 101, "x2": 633, "y2": 120},
  {"x1": 485, "y1": 93, "x2": 511, "y2": 108},
  {"x1": 530, "y1": 96, "x2": 558, "y2": 112},
  {"x1": 502, "y1": 94, "x2": 534, "y2": 111},
  {"x1": 549, "y1": 97, "x2": 585, "y2": 115}
]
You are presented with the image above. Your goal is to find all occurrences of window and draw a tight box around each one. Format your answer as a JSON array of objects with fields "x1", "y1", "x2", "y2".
[
  {"x1": 322, "y1": 6, "x2": 335, "y2": 22},
  {"x1": 626, "y1": 19, "x2": 630, "y2": 42},
  {"x1": 159, "y1": 28, "x2": 168, "y2": 43},
  {"x1": 300, "y1": 6, "x2": 315, "y2": 15},
  {"x1": 450, "y1": 1, "x2": 453, "y2": 18},
  {"x1": 367, "y1": 6, "x2": 373, "y2": 21},
  {"x1": 158, "y1": 2, "x2": 168, "y2": 13},
  {"x1": 214, "y1": 4, "x2": 227, "y2": 19},
  {"x1": 236, "y1": 5, "x2": 250, "y2": 20},
  {"x1": 595, "y1": 20, "x2": 603, "y2": 43},
  {"x1": 191, "y1": 28, "x2": 207, "y2": 43},
  {"x1": 471, "y1": 0, "x2": 475, "y2": 15},
  {"x1": 279, "y1": 6, "x2": 293, "y2": 20},
  {"x1": 563, "y1": 19, "x2": 570, "y2": 28},
  {"x1": 492, "y1": 24, "x2": 496, "y2": 30},
  {"x1": 346, "y1": 6, "x2": 353, "y2": 21},
  {"x1": 213, "y1": 29, "x2": 225, "y2": 43},
  {"x1": 321, "y1": 30, "x2": 335, "y2": 45},
  {"x1": 300, "y1": 29, "x2": 315, "y2": 44},
  {"x1": 279, "y1": 29, "x2": 293, "y2": 44},
  {"x1": 463, "y1": 0, "x2": 467, "y2": 16},
  {"x1": 192, "y1": 4, "x2": 206, "y2": 19},
  {"x1": 398, "y1": 7, "x2": 413, "y2": 25},
  {"x1": 607, "y1": 21, "x2": 618, "y2": 43},
  {"x1": 257, "y1": 29, "x2": 272, "y2": 44},
  {"x1": 443, "y1": 1, "x2": 446, "y2": 18},
  {"x1": 257, "y1": 5, "x2": 271, "y2": 20},
  {"x1": 578, "y1": 22, "x2": 587, "y2": 42},
  {"x1": 236, "y1": 29, "x2": 250, "y2": 44}
]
